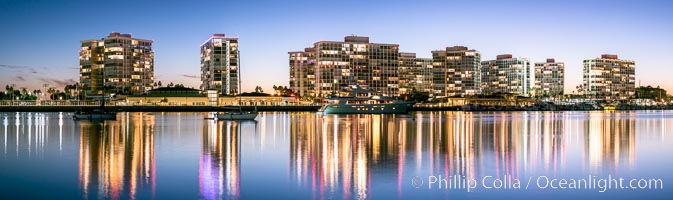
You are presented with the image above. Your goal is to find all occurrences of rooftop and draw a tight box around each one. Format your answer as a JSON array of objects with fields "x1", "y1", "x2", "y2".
[
  {"x1": 200, "y1": 33, "x2": 238, "y2": 47},
  {"x1": 497, "y1": 54, "x2": 513, "y2": 59},
  {"x1": 344, "y1": 36, "x2": 369, "y2": 43},
  {"x1": 399, "y1": 52, "x2": 417, "y2": 58},
  {"x1": 446, "y1": 46, "x2": 469, "y2": 51},
  {"x1": 602, "y1": 54, "x2": 619, "y2": 59},
  {"x1": 312, "y1": 35, "x2": 398, "y2": 46},
  {"x1": 81, "y1": 32, "x2": 153, "y2": 43}
]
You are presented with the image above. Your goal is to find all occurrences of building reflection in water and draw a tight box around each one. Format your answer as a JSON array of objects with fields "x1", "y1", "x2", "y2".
[
  {"x1": 289, "y1": 111, "x2": 640, "y2": 198},
  {"x1": 199, "y1": 119, "x2": 241, "y2": 200},
  {"x1": 0, "y1": 111, "x2": 660, "y2": 198},
  {"x1": 3, "y1": 116, "x2": 6, "y2": 155},
  {"x1": 290, "y1": 114, "x2": 408, "y2": 199},
  {"x1": 584, "y1": 112, "x2": 636, "y2": 173},
  {"x1": 77, "y1": 112, "x2": 156, "y2": 200}
]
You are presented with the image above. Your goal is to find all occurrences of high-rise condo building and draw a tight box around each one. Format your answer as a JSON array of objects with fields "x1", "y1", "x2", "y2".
[
  {"x1": 80, "y1": 32, "x2": 154, "y2": 95},
  {"x1": 582, "y1": 54, "x2": 635, "y2": 100},
  {"x1": 481, "y1": 54, "x2": 531, "y2": 96},
  {"x1": 398, "y1": 52, "x2": 433, "y2": 94},
  {"x1": 534, "y1": 58, "x2": 565, "y2": 96},
  {"x1": 200, "y1": 34, "x2": 239, "y2": 95},
  {"x1": 432, "y1": 46, "x2": 481, "y2": 97},
  {"x1": 289, "y1": 48, "x2": 316, "y2": 98},
  {"x1": 290, "y1": 36, "x2": 399, "y2": 97}
]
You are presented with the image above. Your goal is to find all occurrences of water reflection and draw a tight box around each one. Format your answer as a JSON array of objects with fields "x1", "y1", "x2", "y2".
[
  {"x1": 199, "y1": 119, "x2": 241, "y2": 200},
  {"x1": 0, "y1": 113, "x2": 58, "y2": 159},
  {"x1": 289, "y1": 111, "x2": 652, "y2": 198},
  {"x1": 584, "y1": 112, "x2": 636, "y2": 173},
  {"x1": 0, "y1": 111, "x2": 670, "y2": 199},
  {"x1": 77, "y1": 113, "x2": 156, "y2": 200}
]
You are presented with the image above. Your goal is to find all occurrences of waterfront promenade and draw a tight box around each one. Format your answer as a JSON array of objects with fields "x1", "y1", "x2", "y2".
[
  {"x1": 1, "y1": 100, "x2": 671, "y2": 112},
  {"x1": 0, "y1": 100, "x2": 320, "y2": 112}
]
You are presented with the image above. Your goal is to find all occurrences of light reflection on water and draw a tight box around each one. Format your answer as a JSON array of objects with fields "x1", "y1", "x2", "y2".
[
  {"x1": 200, "y1": 118, "x2": 240, "y2": 200},
  {"x1": 77, "y1": 113, "x2": 156, "y2": 200},
  {"x1": 0, "y1": 111, "x2": 671, "y2": 199}
]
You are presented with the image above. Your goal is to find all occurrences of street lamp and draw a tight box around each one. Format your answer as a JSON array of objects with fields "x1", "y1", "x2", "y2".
[
  {"x1": 11, "y1": 84, "x2": 16, "y2": 104},
  {"x1": 42, "y1": 83, "x2": 49, "y2": 101}
]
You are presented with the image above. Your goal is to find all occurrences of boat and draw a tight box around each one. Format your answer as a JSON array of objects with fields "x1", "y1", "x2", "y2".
[
  {"x1": 74, "y1": 66, "x2": 117, "y2": 120},
  {"x1": 602, "y1": 101, "x2": 619, "y2": 110},
  {"x1": 462, "y1": 103, "x2": 482, "y2": 111},
  {"x1": 318, "y1": 85, "x2": 415, "y2": 114},
  {"x1": 216, "y1": 52, "x2": 258, "y2": 121},
  {"x1": 73, "y1": 109, "x2": 117, "y2": 120},
  {"x1": 216, "y1": 109, "x2": 258, "y2": 120},
  {"x1": 73, "y1": 96, "x2": 117, "y2": 121}
]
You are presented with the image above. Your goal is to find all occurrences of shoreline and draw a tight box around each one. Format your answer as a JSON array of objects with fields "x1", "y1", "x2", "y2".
[
  {"x1": 0, "y1": 105, "x2": 671, "y2": 112},
  {"x1": 0, "y1": 106, "x2": 321, "y2": 112}
]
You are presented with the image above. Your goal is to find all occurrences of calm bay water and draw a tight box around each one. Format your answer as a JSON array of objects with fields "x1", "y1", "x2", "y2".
[{"x1": 0, "y1": 111, "x2": 672, "y2": 199}]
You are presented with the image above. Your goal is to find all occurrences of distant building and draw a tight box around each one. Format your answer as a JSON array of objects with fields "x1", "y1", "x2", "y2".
[
  {"x1": 432, "y1": 46, "x2": 481, "y2": 97},
  {"x1": 126, "y1": 91, "x2": 298, "y2": 106},
  {"x1": 146, "y1": 87, "x2": 202, "y2": 97},
  {"x1": 481, "y1": 54, "x2": 531, "y2": 96},
  {"x1": 534, "y1": 58, "x2": 565, "y2": 96},
  {"x1": 289, "y1": 48, "x2": 316, "y2": 98},
  {"x1": 398, "y1": 52, "x2": 433, "y2": 94},
  {"x1": 289, "y1": 36, "x2": 400, "y2": 97},
  {"x1": 583, "y1": 54, "x2": 635, "y2": 100},
  {"x1": 200, "y1": 34, "x2": 239, "y2": 95},
  {"x1": 80, "y1": 32, "x2": 154, "y2": 95}
]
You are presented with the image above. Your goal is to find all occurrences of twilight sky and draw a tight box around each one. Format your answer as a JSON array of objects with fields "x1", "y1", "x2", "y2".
[{"x1": 1, "y1": 0, "x2": 672, "y2": 93}]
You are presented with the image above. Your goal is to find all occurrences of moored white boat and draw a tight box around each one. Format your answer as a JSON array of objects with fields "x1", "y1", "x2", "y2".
[
  {"x1": 214, "y1": 54, "x2": 259, "y2": 121},
  {"x1": 318, "y1": 85, "x2": 415, "y2": 114}
]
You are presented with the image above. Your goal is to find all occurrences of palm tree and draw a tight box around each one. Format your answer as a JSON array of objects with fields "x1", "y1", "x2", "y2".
[
  {"x1": 5, "y1": 84, "x2": 14, "y2": 101},
  {"x1": 20, "y1": 88, "x2": 28, "y2": 100},
  {"x1": 47, "y1": 87, "x2": 56, "y2": 100},
  {"x1": 80, "y1": 84, "x2": 89, "y2": 100},
  {"x1": 73, "y1": 83, "x2": 81, "y2": 100},
  {"x1": 64, "y1": 84, "x2": 72, "y2": 99}
]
